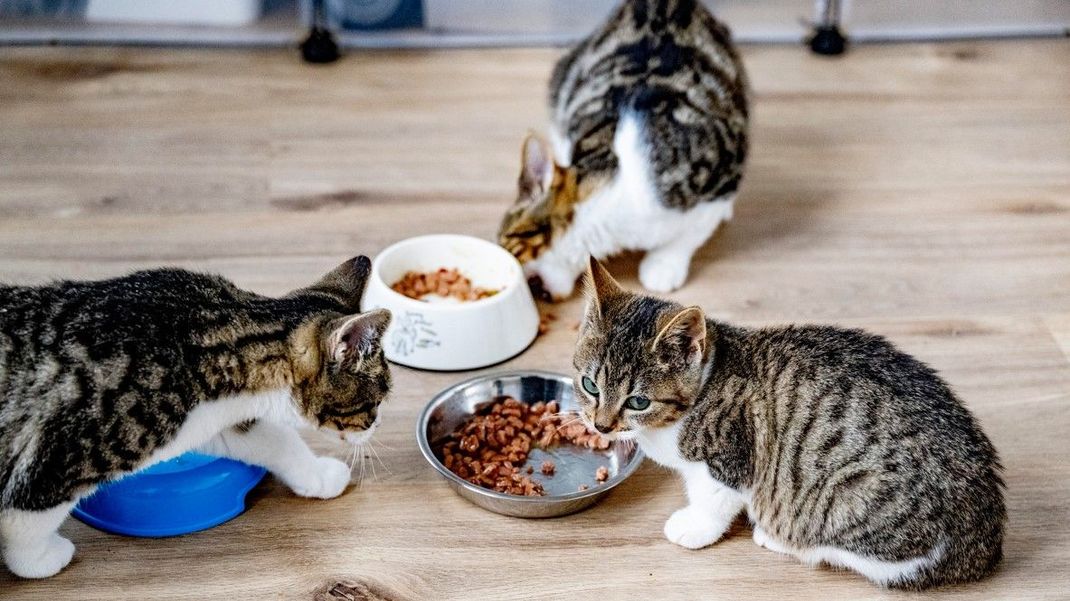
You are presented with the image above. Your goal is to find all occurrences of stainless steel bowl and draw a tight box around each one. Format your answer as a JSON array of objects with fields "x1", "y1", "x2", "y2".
[{"x1": 417, "y1": 370, "x2": 644, "y2": 518}]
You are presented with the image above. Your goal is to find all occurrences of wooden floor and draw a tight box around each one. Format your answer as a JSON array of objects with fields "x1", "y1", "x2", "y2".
[{"x1": 1, "y1": 40, "x2": 1069, "y2": 600}]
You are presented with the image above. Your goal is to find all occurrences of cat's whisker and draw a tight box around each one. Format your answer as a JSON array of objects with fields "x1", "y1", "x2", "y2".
[
  {"x1": 546, "y1": 411, "x2": 580, "y2": 420},
  {"x1": 553, "y1": 417, "x2": 583, "y2": 432},
  {"x1": 372, "y1": 439, "x2": 396, "y2": 452},
  {"x1": 369, "y1": 439, "x2": 392, "y2": 477},
  {"x1": 346, "y1": 443, "x2": 355, "y2": 472},
  {"x1": 366, "y1": 444, "x2": 379, "y2": 482},
  {"x1": 547, "y1": 411, "x2": 581, "y2": 419},
  {"x1": 356, "y1": 443, "x2": 367, "y2": 486},
  {"x1": 374, "y1": 438, "x2": 395, "y2": 470},
  {"x1": 362, "y1": 445, "x2": 370, "y2": 485},
  {"x1": 355, "y1": 440, "x2": 368, "y2": 472}
]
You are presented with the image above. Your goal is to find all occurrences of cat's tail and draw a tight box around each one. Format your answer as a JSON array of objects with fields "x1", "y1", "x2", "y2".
[
  {"x1": 901, "y1": 479, "x2": 1006, "y2": 590},
  {"x1": 944, "y1": 499, "x2": 1005, "y2": 585},
  {"x1": 612, "y1": 112, "x2": 655, "y2": 206}
]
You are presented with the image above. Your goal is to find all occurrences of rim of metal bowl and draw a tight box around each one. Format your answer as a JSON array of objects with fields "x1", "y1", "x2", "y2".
[{"x1": 416, "y1": 369, "x2": 645, "y2": 505}]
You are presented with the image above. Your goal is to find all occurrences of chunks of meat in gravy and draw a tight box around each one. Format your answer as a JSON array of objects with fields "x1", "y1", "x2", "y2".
[{"x1": 437, "y1": 397, "x2": 611, "y2": 496}]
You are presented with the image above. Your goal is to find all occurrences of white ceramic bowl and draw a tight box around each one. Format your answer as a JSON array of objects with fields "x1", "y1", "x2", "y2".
[{"x1": 361, "y1": 234, "x2": 540, "y2": 371}]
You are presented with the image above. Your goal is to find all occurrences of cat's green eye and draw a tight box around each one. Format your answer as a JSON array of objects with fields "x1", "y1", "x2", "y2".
[
  {"x1": 625, "y1": 396, "x2": 651, "y2": 411},
  {"x1": 581, "y1": 376, "x2": 600, "y2": 397}
]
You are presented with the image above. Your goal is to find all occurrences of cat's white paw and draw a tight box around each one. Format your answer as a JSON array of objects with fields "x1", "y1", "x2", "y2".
[
  {"x1": 288, "y1": 456, "x2": 351, "y2": 500},
  {"x1": 752, "y1": 526, "x2": 792, "y2": 555},
  {"x1": 3, "y1": 533, "x2": 75, "y2": 579},
  {"x1": 639, "y1": 252, "x2": 690, "y2": 293},
  {"x1": 663, "y1": 506, "x2": 729, "y2": 550}
]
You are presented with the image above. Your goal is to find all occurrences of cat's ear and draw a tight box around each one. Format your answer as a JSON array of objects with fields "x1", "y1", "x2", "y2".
[
  {"x1": 310, "y1": 255, "x2": 373, "y2": 311},
  {"x1": 583, "y1": 257, "x2": 623, "y2": 321},
  {"x1": 519, "y1": 132, "x2": 554, "y2": 198},
  {"x1": 653, "y1": 306, "x2": 707, "y2": 365},
  {"x1": 328, "y1": 308, "x2": 391, "y2": 365}
]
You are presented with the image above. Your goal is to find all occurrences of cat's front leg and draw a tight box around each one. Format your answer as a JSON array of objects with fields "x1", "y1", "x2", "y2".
[
  {"x1": 199, "y1": 421, "x2": 351, "y2": 500},
  {"x1": 639, "y1": 196, "x2": 734, "y2": 293},
  {"x1": 664, "y1": 464, "x2": 745, "y2": 550},
  {"x1": 639, "y1": 244, "x2": 696, "y2": 294},
  {"x1": 1, "y1": 501, "x2": 77, "y2": 579}
]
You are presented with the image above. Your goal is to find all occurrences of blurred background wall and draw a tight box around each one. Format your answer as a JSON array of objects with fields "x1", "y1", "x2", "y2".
[{"x1": 1, "y1": 0, "x2": 1068, "y2": 46}]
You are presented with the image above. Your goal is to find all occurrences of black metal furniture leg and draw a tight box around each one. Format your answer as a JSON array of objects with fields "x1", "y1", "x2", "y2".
[
  {"x1": 301, "y1": 0, "x2": 340, "y2": 64},
  {"x1": 809, "y1": 0, "x2": 847, "y2": 56}
]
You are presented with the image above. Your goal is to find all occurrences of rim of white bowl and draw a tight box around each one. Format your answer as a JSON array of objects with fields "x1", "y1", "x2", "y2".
[{"x1": 371, "y1": 234, "x2": 527, "y2": 313}]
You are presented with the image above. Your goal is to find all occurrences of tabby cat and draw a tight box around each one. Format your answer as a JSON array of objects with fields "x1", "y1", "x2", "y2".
[
  {"x1": 573, "y1": 258, "x2": 1005, "y2": 589},
  {"x1": 0, "y1": 257, "x2": 391, "y2": 579},
  {"x1": 499, "y1": 0, "x2": 748, "y2": 298}
]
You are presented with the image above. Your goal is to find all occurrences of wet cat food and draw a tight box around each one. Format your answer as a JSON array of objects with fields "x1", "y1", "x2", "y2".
[
  {"x1": 436, "y1": 396, "x2": 610, "y2": 496},
  {"x1": 391, "y1": 268, "x2": 499, "y2": 302}
]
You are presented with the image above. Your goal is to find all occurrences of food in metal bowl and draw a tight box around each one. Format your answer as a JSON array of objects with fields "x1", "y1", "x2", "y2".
[{"x1": 435, "y1": 396, "x2": 610, "y2": 497}]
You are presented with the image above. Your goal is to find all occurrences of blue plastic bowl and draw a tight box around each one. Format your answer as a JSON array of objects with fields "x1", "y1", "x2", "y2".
[{"x1": 72, "y1": 453, "x2": 267, "y2": 538}]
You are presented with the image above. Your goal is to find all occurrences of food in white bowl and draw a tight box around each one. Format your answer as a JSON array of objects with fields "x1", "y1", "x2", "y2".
[
  {"x1": 390, "y1": 267, "x2": 499, "y2": 303},
  {"x1": 361, "y1": 234, "x2": 540, "y2": 371}
]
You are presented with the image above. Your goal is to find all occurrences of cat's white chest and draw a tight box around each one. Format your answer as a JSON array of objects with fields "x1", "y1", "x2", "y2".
[
  {"x1": 636, "y1": 422, "x2": 691, "y2": 469},
  {"x1": 638, "y1": 422, "x2": 747, "y2": 499}
]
